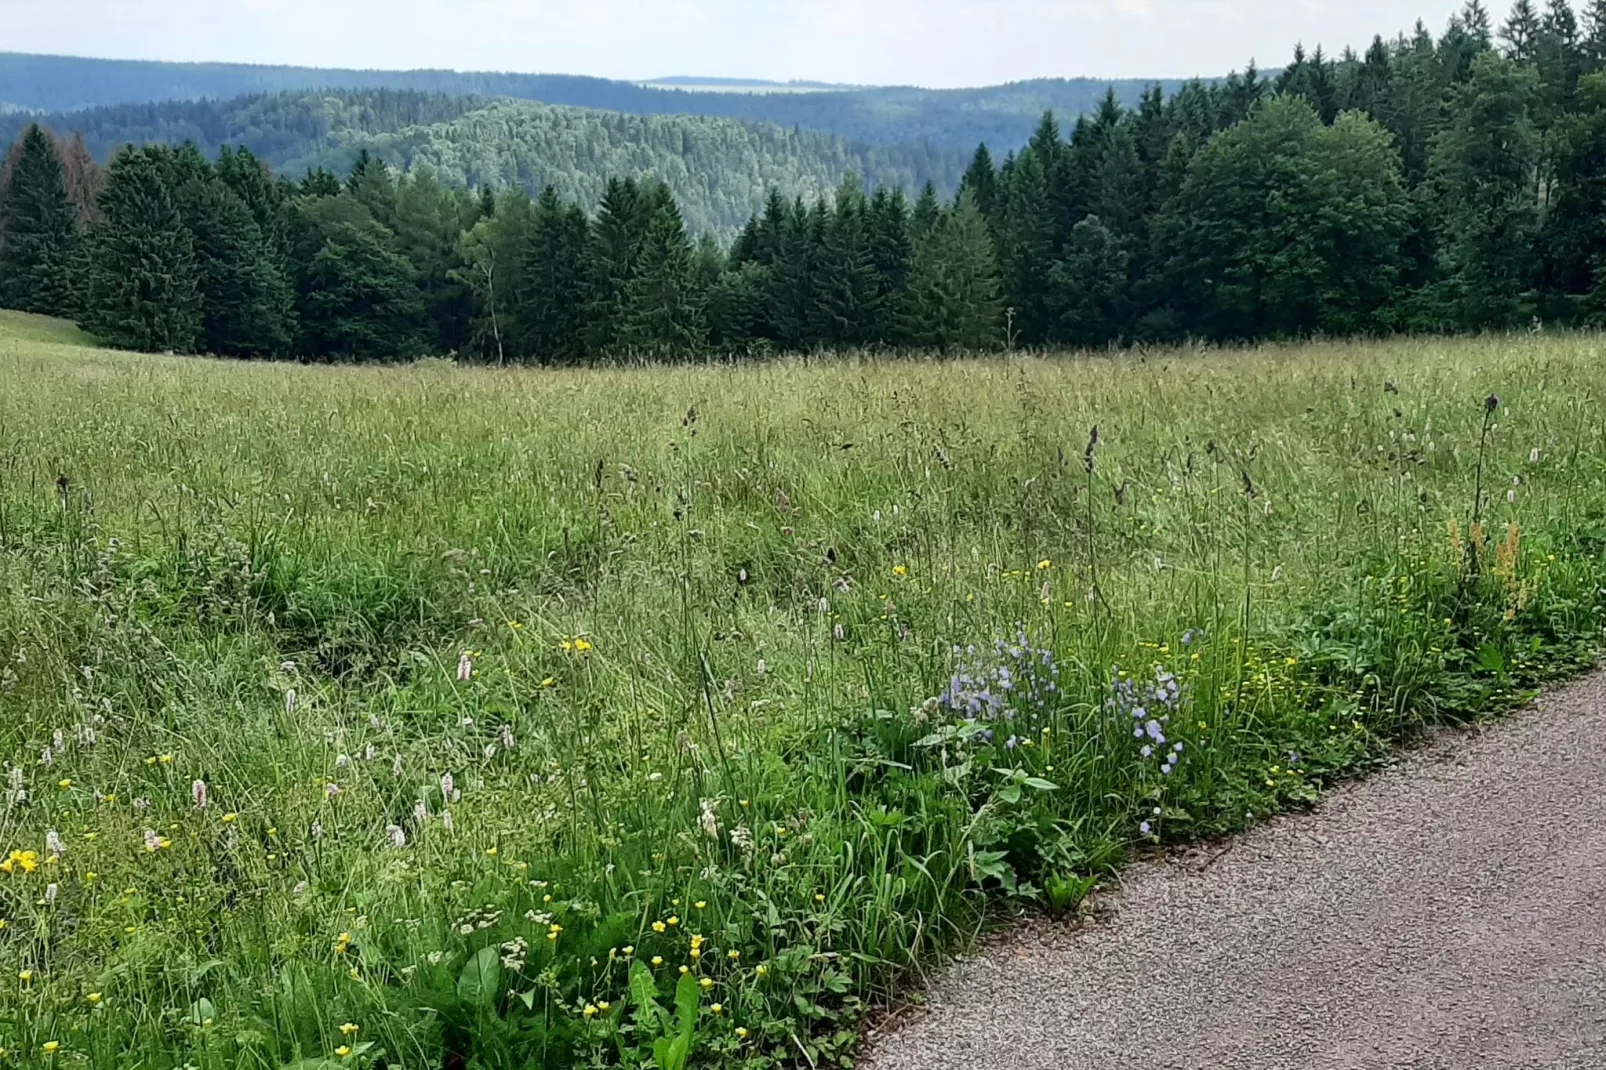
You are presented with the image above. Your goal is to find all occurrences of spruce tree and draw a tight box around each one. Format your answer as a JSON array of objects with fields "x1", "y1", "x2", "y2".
[
  {"x1": 0, "y1": 124, "x2": 78, "y2": 317},
  {"x1": 808, "y1": 175, "x2": 880, "y2": 349},
  {"x1": 902, "y1": 193, "x2": 1003, "y2": 353},
  {"x1": 1431, "y1": 52, "x2": 1542, "y2": 328},
  {"x1": 584, "y1": 177, "x2": 649, "y2": 355},
  {"x1": 1502, "y1": 0, "x2": 1544, "y2": 63},
  {"x1": 80, "y1": 146, "x2": 201, "y2": 352},
  {"x1": 1047, "y1": 215, "x2": 1130, "y2": 348},
  {"x1": 178, "y1": 176, "x2": 294, "y2": 357},
  {"x1": 959, "y1": 145, "x2": 999, "y2": 222},
  {"x1": 616, "y1": 183, "x2": 705, "y2": 356},
  {"x1": 515, "y1": 186, "x2": 590, "y2": 363},
  {"x1": 291, "y1": 195, "x2": 425, "y2": 360},
  {"x1": 866, "y1": 187, "x2": 913, "y2": 345}
]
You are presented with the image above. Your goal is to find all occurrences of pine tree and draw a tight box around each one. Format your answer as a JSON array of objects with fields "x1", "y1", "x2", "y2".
[
  {"x1": 0, "y1": 124, "x2": 78, "y2": 316},
  {"x1": 902, "y1": 192, "x2": 1003, "y2": 353},
  {"x1": 80, "y1": 146, "x2": 201, "y2": 352}
]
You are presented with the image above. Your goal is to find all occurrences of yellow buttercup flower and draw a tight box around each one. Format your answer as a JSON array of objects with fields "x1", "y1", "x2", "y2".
[
  {"x1": 335, "y1": 1045, "x2": 352, "y2": 1059},
  {"x1": 41, "y1": 1041, "x2": 61, "y2": 1056},
  {"x1": 339, "y1": 1023, "x2": 359, "y2": 1037}
]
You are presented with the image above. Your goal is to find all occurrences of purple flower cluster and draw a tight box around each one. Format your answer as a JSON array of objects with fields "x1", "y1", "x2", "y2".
[
  {"x1": 937, "y1": 632, "x2": 1060, "y2": 750},
  {"x1": 1109, "y1": 665, "x2": 1186, "y2": 776}
]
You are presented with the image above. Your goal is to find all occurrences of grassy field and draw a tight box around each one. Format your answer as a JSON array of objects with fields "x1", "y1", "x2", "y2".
[{"x1": 0, "y1": 322, "x2": 1603, "y2": 1069}]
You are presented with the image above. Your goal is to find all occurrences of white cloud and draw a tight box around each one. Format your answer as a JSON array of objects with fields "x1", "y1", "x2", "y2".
[{"x1": 0, "y1": 0, "x2": 1495, "y2": 87}]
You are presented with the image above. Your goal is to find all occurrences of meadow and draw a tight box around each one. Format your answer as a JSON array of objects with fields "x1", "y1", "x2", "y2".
[{"x1": 0, "y1": 309, "x2": 1603, "y2": 1069}]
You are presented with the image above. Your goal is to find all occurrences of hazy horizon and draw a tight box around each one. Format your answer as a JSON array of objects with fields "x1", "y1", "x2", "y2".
[{"x1": 0, "y1": 1, "x2": 1503, "y2": 91}]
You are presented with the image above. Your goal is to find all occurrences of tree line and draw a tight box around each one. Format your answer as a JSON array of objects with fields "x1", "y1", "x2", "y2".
[{"x1": 5, "y1": 0, "x2": 1606, "y2": 361}]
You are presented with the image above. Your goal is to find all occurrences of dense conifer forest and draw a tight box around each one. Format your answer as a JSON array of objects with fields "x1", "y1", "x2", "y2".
[
  {"x1": 3, "y1": 0, "x2": 1605, "y2": 362},
  {"x1": 0, "y1": 52, "x2": 1167, "y2": 151}
]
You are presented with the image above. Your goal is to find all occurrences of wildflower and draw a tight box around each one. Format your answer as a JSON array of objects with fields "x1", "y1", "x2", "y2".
[
  {"x1": 710, "y1": 1003, "x2": 724, "y2": 1015},
  {"x1": 387, "y1": 825, "x2": 407, "y2": 848},
  {"x1": 18, "y1": 970, "x2": 33, "y2": 983},
  {"x1": 698, "y1": 799, "x2": 721, "y2": 839},
  {"x1": 339, "y1": 1022, "x2": 359, "y2": 1037},
  {"x1": 699, "y1": 977, "x2": 714, "y2": 991},
  {"x1": 86, "y1": 993, "x2": 102, "y2": 1005},
  {"x1": 755, "y1": 964, "x2": 769, "y2": 979},
  {"x1": 285, "y1": 689, "x2": 298, "y2": 715},
  {"x1": 57, "y1": 779, "x2": 71, "y2": 790},
  {"x1": 652, "y1": 920, "x2": 667, "y2": 933},
  {"x1": 598, "y1": 1000, "x2": 611, "y2": 1011},
  {"x1": 695, "y1": 900, "x2": 707, "y2": 910},
  {"x1": 892, "y1": 565, "x2": 908, "y2": 577},
  {"x1": 457, "y1": 652, "x2": 474, "y2": 682},
  {"x1": 142, "y1": 830, "x2": 170, "y2": 852},
  {"x1": 651, "y1": 956, "x2": 664, "y2": 967},
  {"x1": 727, "y1": 949, "x2": 741, "y2": 961},
  {"x1": 541, "y1": 677, "x2": 556, "y2": 688},
  {"x1": 500, "y1": 724, "x2": 516, "y2": 750},
  {"x1": 44, "y1": 883, "x2": 57, "y2": 904},
  {"x1": 41, "y1": 1041, "x2": 60, "y2": 1056},
  {"x1": 735, "y1": 1027, "x2": 749, "y2": 1039},
  {"x1": 325, "y1": 783, "x2": 342, "y2": 799},
  {"x1": 44, "y1": 831, "x2": 63, "y2": 856},
  {"x1": 192, "y1": 780, "x2": 208, "y2": 810},
  {"x1": 1530, "y1": 447, "x2": 1542, "y2": 464},
  {"x1": 1037, "y1": 560, "x2": 1052, "y2": 570},
  {"x1": 335, "y1": 1045, "x2": 352, "y2": 1059},
  {"x1": 442, "y1": 811, "x2": 454, "y2": 832},
  {"x1": 1140, "y1": 821, "x2": 1153, "y2": 836},
  {"x1": 583, "y1": 1003, "x2": 598, "y2": 1019}
]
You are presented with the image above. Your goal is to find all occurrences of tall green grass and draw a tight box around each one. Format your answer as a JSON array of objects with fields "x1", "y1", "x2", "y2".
[{"x1": 0, "y1": 326, "x2": 1603, "y2": 1069}]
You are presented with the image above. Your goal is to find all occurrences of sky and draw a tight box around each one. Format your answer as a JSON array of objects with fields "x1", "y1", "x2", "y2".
[{"x1": 0, "y1": 0, "x2": 1492, "y2": 88}]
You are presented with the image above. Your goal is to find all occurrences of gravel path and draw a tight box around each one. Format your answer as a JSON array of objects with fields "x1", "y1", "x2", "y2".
[{"x1": 864, "y1": 674, "x2": 1606, "y2": 1070}]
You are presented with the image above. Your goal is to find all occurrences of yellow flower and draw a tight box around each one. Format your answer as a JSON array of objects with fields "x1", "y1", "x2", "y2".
[
  {"x1": 814, "y1": 893, "x2": 825, "y2": 903},
  {"x1": 710, "y1": 1003, "x2": 724, "y2": 1015},
  {"x1": 57, "y1": 780, "x2": 72, "y2": 790},
  {"x1": 159, "y1": 754, "x2": 174, "y2": 765},
  {"x1": 651, "y1": 956, "x2": 664, "y2": 967},
  {"x1": 541, "y1": 678, "x2": 556, "y2": 689},
  {"x1": 727, "y1": 950, "x2": 741, "y2": 961},
  {"x1": 41, "y1": 1041, "x2": 61, "y2": 1056},
  {"x1": 86, "y1": 993, "x2": 103, "y2": 1005},
  {"x1": 339, "y1": 1023, "x2": 359, "y2": 1037},
  {"x1": 694, "y1": 900, "x2": 706, "y2": 910},
  {"x1": 698, "y1": 977, "x2": 714, "y2": 991},
  {"x1": 221, "y1": 813, "x2": 238, "y2": 824},
  {"x1": 679, "y1": 965, "x2": 690, "y2": 975},
  {"x1": 486, "y1": 847, "x2": 499, "y2": 857},
  {"x1": 335, "y1": 1045, "x2": 352, "y2": 1059},
  {"x1": 582, "y1": 1004, "x2": 598, "y2": 1019},
  {"x1": 892, "y1": 565, "x2": 908, "y2": 577},
  {"x1": 622, "y1": 945, "x2": 635, "y2": 956},
  {"x1": 666, "y1": 916, "x2": 679, "y2": 927},
  {"x1": 652, "y1": 921, "x2": 667, "y2": 933},
  {"x1": 754, "y1": 965, "x2": 769, "y2": 979},
  {"x1": 735, "y1": 1026, "x2": 749, "y2": 1039},
  {"x1": 1037, "y1": 560, "x2": 1052, "y2": 570},
  {"x1": 18, "y1": 970, "x2": 33, "y2": 983},
  {"x1": 574, "y1": 638, "x2": 593, "y2": 653}
]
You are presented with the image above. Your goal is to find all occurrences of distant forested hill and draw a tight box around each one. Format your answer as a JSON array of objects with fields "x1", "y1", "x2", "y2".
[
  {"x1": 0, "y1": 90, "x2": 969, "y2": 233},
  {"x1": 0, "y1": 52, "x2": 1174, "y2": 151}
]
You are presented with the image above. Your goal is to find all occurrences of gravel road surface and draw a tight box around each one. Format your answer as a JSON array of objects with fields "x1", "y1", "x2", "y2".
[{"x1": 864, "y1": 674, "x2": 1606, "y2": 1070}]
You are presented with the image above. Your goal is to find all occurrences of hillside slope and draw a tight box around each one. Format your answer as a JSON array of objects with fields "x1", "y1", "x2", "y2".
[
  {"x1": 0, "y1": 90, "x2": 969, "y2": 233},
  {"x1": 0, "y1": 51, "x2": 1176, "y2": 151}
]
